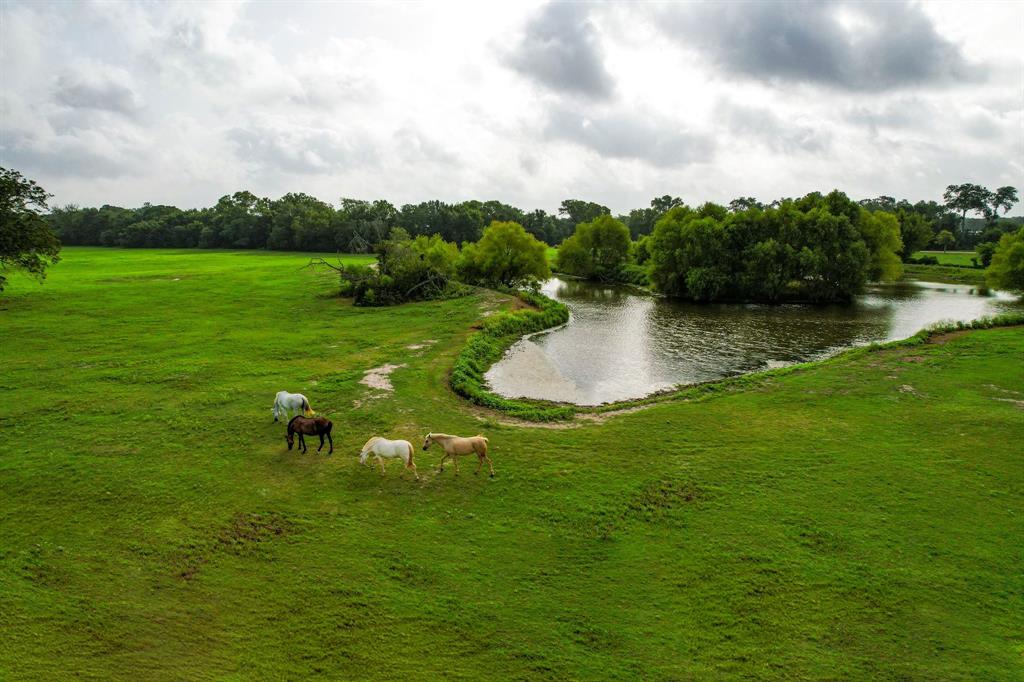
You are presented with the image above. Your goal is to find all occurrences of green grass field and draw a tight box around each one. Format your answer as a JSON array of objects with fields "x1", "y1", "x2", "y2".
[
  {"x1": 902, "y1": 263, "x2": 986, "y2": 286},
  {"x1": 2, "y1": 248, "x2": 1022, "y2": 679},
  {"x1": 911, "y1": 250, "x2": 979, "y2": 267}
]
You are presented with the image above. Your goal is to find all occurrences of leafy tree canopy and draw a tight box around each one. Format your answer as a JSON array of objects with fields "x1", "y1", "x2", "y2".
[
  {"x1": 985, "y1": 227, "x2": 1024, "y2": 293},
  {"x1": 0, "y1": 167, "x2": 61, "y2": 292},
  {"x1": 458, "y1": 221, "x2": 550, "y2": 289}
]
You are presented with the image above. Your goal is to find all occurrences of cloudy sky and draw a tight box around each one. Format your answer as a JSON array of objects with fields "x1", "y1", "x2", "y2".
[{"x1": 1, "y1": 0, "x2": 1021, "y2": 214}]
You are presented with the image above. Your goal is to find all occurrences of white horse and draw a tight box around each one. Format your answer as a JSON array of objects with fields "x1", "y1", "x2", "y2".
[
  {"x1": 272, "y1": 391, "x2": 314, "y2": 422},
  {"x1": 359, "y1": 436, "x2": 419, "y2": 480}
]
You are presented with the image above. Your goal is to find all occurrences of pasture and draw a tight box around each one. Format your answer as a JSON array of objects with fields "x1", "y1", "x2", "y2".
[
  {"x1": 911, "y1": 250, "x2": 979, "y2": 267},
  {"x1": 2, "y1": 248, "x2": 1022, "y2": 679}
]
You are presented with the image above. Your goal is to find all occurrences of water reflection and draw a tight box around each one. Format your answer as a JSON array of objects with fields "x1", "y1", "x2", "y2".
[{"x1": 485, "y1": 278, "x2": 1021, "y2": 406}]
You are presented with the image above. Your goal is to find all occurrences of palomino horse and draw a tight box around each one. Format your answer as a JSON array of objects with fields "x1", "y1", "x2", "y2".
[
  {"x1": 272, "y1": 391, "x2": 314, "y2": 422},
  {"x1": 359, "y1": 437, "x2": 419, "y2": 480},
  {"x1": 286, "y1": 415, "x2": 333, "y2": 454},
  {"x1": 423, "y1": 433, "x2": 493, "y2": 477}
]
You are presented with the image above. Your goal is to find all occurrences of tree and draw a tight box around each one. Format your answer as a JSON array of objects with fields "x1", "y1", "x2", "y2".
[
  {"x1": 943, "y1": 183, "x2": 992, "y2": 235},
  {"x1": 895, "y1": 209, "x2": 933, "y2": 260},
  {"x1": 975, "y1": 242, "x2": 996, "y2": 268},
  {"x1": 558, "y1": 199, "x2": 610, "y2": 226},
  {"x1": 625, "y1": 195, "x2": 683, "y2": 238},
  {"x1": 985, "y1": 227, "x2": 1024, "y2": 293},
  {"x1": 0, "y1": 168, "x2": 61, "y2": 292},
  {"x1": 457, "y1": 221, "x2": 550, "y2": 288},
  {"x1": 933, "y1": 229, "x2": 956, "y2": 252},
  {"x1": 859, "y1": 210, "x2": 903, "y2": 281},
  {"x1": 729, "y1": 197, "x2": 764, "y2": 212},
  {"x1": 647, "y1": 191, "x2": 894, "y2": 303},
  {"x1": 990, "y1": 186, "x2": 1019, "y2": 219},
  {"x1": 556, "y1": 214, "x2": 632, "y2": 281}
]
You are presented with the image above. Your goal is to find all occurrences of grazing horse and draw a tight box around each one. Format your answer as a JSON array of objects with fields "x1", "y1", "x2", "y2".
[
  {"x1": 423, "y1": 432, "x2": 493, "y2": 477},
  {"x1": 273, "y1": 391, "x2": 314, "y2": 422},
  {"x1": 359, "y1": 437, "x2": 419, "y2": 480},
  {"x1": 286, "y1": 415, "x2": 333, "y2": 454}
]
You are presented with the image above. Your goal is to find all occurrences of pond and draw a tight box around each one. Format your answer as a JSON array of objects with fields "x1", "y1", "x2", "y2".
[{"x1": 485, "y1": 278, "x2": 1023, "y2": 406}]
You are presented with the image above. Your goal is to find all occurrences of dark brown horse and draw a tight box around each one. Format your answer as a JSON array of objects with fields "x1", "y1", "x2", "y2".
[{"x1": 286, "y1": 415, "x2": 333, "y2": 454}]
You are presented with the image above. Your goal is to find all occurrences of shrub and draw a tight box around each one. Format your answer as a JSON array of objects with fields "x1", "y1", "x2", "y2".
[
  {"x1": 985, "y1": 227, "x2": 1024, "y2": 293},
  {"x1": 648, "y1": 191, "x2": 903, "y2": 303},
  {"x1": 457, "y1": 221, "x2": 550, "y2": 289},
  {"x1": 555, "y1": 215, "x2": 631, "y2": 281},
  {"x1": 338, "y1": 229, "x2": 464, "y2": 306},
  {"x1": 450, "y1": 291, "x2": 574, "y2": 421}
]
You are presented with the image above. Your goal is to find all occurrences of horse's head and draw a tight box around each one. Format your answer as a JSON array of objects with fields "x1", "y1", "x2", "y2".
[
  {"x1": 422, "y1": 433, "x2": 434, "y2": 451},
  {"x1": 285, "y1": 432, "x2": 294, "y2": 450}
]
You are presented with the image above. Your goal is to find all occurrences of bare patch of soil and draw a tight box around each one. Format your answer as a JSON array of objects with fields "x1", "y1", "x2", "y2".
[{"x1": 359, "y1": 363, "x2": 406, "y2": 392}]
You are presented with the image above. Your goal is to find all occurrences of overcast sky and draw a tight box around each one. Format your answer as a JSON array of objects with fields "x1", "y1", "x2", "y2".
[{"x1": 1, "y1": 0, "x2": 1021, "y2": 214}]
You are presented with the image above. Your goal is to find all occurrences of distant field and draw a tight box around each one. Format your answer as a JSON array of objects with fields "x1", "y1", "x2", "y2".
[
  {"x1": 912, "y1": 250, "x2": 979, "y2": 267},
  {"x1": 902, "y1": 263, "x2": 987, "y2": 286},
  {"x1": 2, "y1": 247, "x2": 1022, "y2": 679}
]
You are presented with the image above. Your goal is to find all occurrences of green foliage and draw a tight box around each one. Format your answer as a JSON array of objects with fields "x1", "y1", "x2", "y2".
[
  {"x1": 895, "y1": 209, "x2": 933, "y2": 260},
  {"x1": 631, "y1": 235, "x2": 652, "y2": 265},
  {"x1": 555, "y1": 215, "x2": 632, "y2": 281},
  {"x1": 933, "y1": 229, "x2": 956, "y2": 252},
  {"x1": 457, "y1": 221, "x2": 550, "y2": 288},
  {"x1": 989, "y1": 186, "x2": 1019, "y2": 219},
  {"x1": 975, "y1": 242, "x2": 996, "y2": 268},
  {"x1": 450, "y1": 290, "x2": 574, "y2": 421},
  {"x1": 943, "y1": 183, "x2": 993, "y2": 232},
  {"x1": 860, "y1": 210, "x2": 904, "y2": 280},
  {"x1": 0, "y1": 167, "x2": 61, "y2": 292},
  {"x1": 338, "y1": 229, "x2": 462, "y2": 306},
  {"x1": 558, "y1": 199, "x2": 610, "y2": 227},
  {"x1": 648, "y1": 191, "x2": 903, "y2": 303},
  {"x1": 985, "y1": 227, "x2": 1024, "y2": 293}
]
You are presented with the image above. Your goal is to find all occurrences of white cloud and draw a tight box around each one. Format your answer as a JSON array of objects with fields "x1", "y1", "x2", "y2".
[{"x1": 0, "y1": 0, "x2": 1020, "y2": 214}]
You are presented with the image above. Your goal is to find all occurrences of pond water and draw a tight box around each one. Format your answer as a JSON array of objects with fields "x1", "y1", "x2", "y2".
[{"x1": 485, "y1": 278, "x2": 1023, "y2": 406}]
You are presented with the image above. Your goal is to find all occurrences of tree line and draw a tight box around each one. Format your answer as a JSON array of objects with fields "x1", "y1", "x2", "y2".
[
  {"x1": 2, "y1": 165, "x2": 1021, "y2": 298},
  {"x1": 40, "y1": 183, "x2": 1019, "y2": 258}
]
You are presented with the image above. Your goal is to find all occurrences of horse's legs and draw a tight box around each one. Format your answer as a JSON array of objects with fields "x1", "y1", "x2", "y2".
[
  {"x1": 299, "y1": 433, "x2": 307, "y2": 453},
  {"x1": 326, "y1": 431, "x2": 333, "y2": 455},
  {"x1": 410, "y1": 462, "x2": 419, "y2": 480},
  {"x1": 318, "y1": 432, "x2": 325, "y2": 452},
  {"x1": 376, "y1": 456, "x2": 386, "y2": 475},
  {"x1": 453, "y1": 456, "x2": 460, "y2": 475},
  {"x1": 437, "y1": 453, "x2": 449, "y2": 473},
  {"x1": 485, "y1": 455, "x2": 495, "y2": 477}
]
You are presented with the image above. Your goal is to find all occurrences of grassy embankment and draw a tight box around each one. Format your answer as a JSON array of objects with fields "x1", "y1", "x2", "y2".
[
  {"x1": 904, "y1": 250, "x2": 987, "y2": 286},
  {"x1": 911, "y1": 250, "x2": 979, "y2": 267},
  {"x1": 2, "y1": 247, "x2": 1022, "y2": 679}
]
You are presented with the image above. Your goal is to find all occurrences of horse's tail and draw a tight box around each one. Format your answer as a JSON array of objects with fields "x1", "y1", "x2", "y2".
[
  {"x1": 302, "y1": 396, "x2": 314, "y2": 416},
  {"x1": 406, "y1": 441, "x2": 415, "y2": 468}
]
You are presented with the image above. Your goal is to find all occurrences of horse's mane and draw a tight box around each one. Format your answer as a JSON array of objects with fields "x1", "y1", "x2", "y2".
[
  {"x1": 361, "y1": 436, "x2": 383, "y2": 450},
  {"x1": 430, "y1": 433, "x2": 485, "y2": 440},
  {"x1": 287, "y1": 415, "x2": 302, "y2": 428}
]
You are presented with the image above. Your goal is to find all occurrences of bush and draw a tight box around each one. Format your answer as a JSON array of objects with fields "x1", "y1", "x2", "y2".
[
  {"x1": 555, "y1": 215, "x2": 631, "y2": 281},
  {"x1": 615, "y1": 263, "x2": 650, "y2": 287},
  {"x1": 450, "y1": 291, "x2": 574, "y2": 421},
  {"x1": 338, "y1": 229, "x2": 464, "y2": 306},
  {"x1": 985, "y1": 227, "x2": 1024, "y2": 293},
  {"x1": 648, "y1": 192, "x2": 903, "y2": 303},
  {"x1": 457, "y1": 221, "x2": 550, "y2": 289}
]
